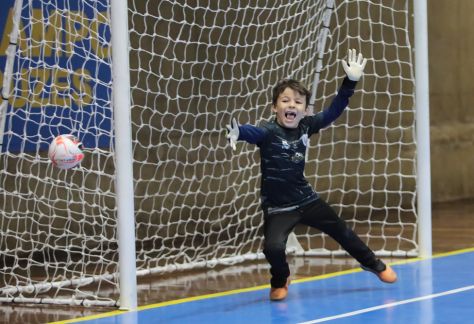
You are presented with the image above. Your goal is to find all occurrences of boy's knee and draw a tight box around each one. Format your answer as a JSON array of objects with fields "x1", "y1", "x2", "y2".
[{"x1": 263, "y1": 242, "x2": 286, "y2": 256}]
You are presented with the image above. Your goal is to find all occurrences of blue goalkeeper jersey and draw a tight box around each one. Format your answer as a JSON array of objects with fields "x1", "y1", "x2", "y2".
[{"x1": 238, "y1": 77, "x2": 357, "y2": 212}]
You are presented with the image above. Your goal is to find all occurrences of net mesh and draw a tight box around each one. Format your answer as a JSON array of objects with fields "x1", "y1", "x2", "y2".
[{"x1": 0, "y1": 0, "x2": 416, "y2": 306}]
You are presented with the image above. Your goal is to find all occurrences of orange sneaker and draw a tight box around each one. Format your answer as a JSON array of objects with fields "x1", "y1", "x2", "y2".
[
  {"x1": 362, "y1": 264, "x2": 397, "y2": 283},
  {"x1": 270, "y1": 279, "x2": 290, "y2": 301}
]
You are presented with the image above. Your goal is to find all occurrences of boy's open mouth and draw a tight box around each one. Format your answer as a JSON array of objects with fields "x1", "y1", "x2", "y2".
[{"x1": 285, "y1": 111, "x2": 297, "y2": 121}]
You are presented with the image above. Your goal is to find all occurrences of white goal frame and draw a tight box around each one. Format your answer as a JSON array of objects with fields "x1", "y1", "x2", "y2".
[
  {"x1": 413, "y1": 0, "x2": 432, "y2": 258},
  {"x1": 0, "y1": 0, "x2": 431, "y2": 310},
  {"x1": 110, "y1": 0, "x2": 137, "y2": 310}
]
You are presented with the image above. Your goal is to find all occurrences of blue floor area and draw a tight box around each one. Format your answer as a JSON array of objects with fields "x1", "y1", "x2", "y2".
[{"x1": 71, "y1": 250, "x2": 474, "y2": 324}]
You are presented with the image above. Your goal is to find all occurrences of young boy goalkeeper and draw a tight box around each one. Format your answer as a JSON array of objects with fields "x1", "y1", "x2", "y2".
[{"x1": 226, "y1": 49, "x2": 397, "y2": 301}]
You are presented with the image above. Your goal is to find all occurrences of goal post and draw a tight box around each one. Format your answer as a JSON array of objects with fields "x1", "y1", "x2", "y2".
[
  {"x1": 414, "y1": 0, "x2": 433, "y2": 258},
  {"x1": 0, "y1": 0, "x2": 430, "y2": 307},
  {"x1": 110, "y1": 0, "x2": 137, "y2": 310}
]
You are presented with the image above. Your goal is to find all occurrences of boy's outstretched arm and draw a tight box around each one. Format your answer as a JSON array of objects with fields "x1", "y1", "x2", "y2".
[
  {"x1": 320, "y1": 49, "x2": 367, "y2": 127},
  {"x1": 226, "y1": 118, "x2": 266, "y2": 150}
]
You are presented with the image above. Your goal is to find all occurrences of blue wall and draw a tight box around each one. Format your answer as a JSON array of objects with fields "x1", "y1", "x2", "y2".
[{"x1": 0, "y1": 0, "x2": 112, "y2": 152}]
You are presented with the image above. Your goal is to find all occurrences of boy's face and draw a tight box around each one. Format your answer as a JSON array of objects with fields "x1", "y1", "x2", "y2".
[{"x1": 272, "y1": 87, "x2": 307, "y2": 129}]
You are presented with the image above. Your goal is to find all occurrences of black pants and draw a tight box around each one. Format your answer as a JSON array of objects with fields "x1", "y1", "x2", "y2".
[{"x1": 263, "y1": 198, "x2": 380, "y2": 288}]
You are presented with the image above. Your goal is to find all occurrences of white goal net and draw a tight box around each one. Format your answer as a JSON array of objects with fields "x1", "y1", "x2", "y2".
[{"x1": 0, "y1": 0, "x2": 417, "y2": 306}]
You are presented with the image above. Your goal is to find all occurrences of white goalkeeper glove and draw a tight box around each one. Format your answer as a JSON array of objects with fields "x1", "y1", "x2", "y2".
[
  {"x1": 226, "y1": 118, "x2": 239, "y2": 151},
  {"x1": 342, "y1": 49, "x2": 367, "y2": 81}
]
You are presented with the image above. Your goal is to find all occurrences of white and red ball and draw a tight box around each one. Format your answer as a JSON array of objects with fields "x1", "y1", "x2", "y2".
[{"x1": 48, "y1": 135, "x2": 84, "y2": 169}]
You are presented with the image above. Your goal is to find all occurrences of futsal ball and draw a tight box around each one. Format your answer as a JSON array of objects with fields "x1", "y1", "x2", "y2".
[{"x1": 48, "y1": 134, "x2": 84, "y2": 169}]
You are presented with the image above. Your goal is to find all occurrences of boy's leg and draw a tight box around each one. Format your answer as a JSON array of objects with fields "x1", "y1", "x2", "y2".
[
  {"x1": 262, "y1": 209, "x2": 300, "y2": 289},
  {"x1": 299, "y1": 199, "x2": 395, "y2": 282}
]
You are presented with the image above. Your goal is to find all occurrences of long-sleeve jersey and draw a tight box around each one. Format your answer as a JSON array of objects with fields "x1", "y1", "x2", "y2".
[{"x1": 238, "y1": 77, "x2": 357, "y2": 212}]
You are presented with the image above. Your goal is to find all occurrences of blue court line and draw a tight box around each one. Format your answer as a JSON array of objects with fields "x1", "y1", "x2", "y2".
[{"x1": 54, "y1": 247, "x2": 474, "y2": 324}]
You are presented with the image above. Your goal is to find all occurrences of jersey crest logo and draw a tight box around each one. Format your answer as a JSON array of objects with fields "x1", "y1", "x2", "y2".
[{"x1": 291, "y1": 152, "x2": 305, "y2": 163}]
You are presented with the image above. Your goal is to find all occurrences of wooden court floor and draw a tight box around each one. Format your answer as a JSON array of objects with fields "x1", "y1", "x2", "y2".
[{"x1": 1, "y1": 199, "x2": 473, "y2": 323}]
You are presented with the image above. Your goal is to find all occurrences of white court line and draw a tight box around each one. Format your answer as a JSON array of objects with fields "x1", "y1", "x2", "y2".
[{"x1": 298, "y1": 285, "x2": 474, "y2": 323}]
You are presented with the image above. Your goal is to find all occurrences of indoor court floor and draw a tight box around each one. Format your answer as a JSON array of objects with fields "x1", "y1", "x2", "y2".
[
  {"x1": 57, "y1": 248, "x2": 474, "y2": 323},
  {"x1": 1, "y1": 200, "x2": 473, "y2": 323}
]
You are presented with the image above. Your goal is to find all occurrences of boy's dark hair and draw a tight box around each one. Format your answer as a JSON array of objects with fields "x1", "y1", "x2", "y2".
[{"x1": 272, "y1": 79, "x2": 311, "y2": 107}]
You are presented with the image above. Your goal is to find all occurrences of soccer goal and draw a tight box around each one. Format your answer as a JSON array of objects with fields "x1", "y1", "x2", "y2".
[{"x1": 0, "y1": 0, "x2": 430, "y2": 308}]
